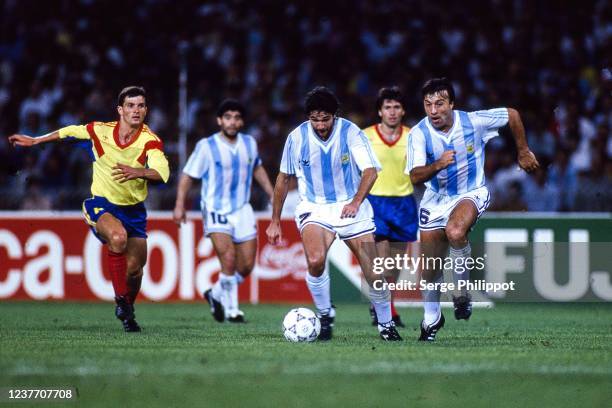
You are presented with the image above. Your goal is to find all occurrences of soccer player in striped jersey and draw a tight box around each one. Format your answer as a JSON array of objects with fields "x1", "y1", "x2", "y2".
[
  {"x1": 9, "y1": 86, "x2": 170, "y2": 332},
  {"x1": 173, "y1": 99, "x2": 274, "y2": 323},
  {"x1": 406, "y1": 78, "x2": 539, "y2": 341},
  {"x1": 266, "y1": 87, "x2": 402, "y2": 341},
  {"x1": 363, "y1": 87, "x2": 418, "y2": 328}
]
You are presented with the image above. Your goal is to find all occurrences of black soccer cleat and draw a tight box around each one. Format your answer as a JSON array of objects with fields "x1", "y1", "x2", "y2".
[
  {"x1": 318, "y1": 313, "x2": 334, "y2": 341},
  {"x1": 453, "y1": 294, "x2": 473, "y2": 320},
  {"x1": 418, "y1": 313, "x2": 445, "y2": 342},
  {"x1": 122, "y1": 318, "x2": 141, "y2": 332},
  {"x1": 114, "y1": 296, "x2": 141, "y2": 332},
  {"x1": 227, "y1": 311, "x2": 246, "y2": 323},
  {"x1": 204, "y1": 289, "x2": 225, "y2": 322},
  {"x1": 379, "y1": 322, "x2": 403, "y2": 341}
]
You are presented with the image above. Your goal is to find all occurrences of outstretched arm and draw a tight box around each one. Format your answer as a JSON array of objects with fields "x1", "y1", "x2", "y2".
[
  {"x1": 507, "y1": 108, "x2": 539, "y2": 172},
  {"x1": 8, "y1": 131, "x2": 60, "y2": 147},
  {"x1": 253, "y1": 165, "x2": 274, "y2": 201}
]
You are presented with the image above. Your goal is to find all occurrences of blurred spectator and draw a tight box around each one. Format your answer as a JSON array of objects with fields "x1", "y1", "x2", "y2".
[
  {"x1": 20, "y1": 177, "x2": 52, "y2": 211},
  {"x1": 548, "y1": 148, "x2": 578, "y2": 211},
  {"x1": 0, "y1": 0, "x2": 610, "y2": 212},
  {"x1": 522, "y1": 167, "x2": 561, "y2": 212}
]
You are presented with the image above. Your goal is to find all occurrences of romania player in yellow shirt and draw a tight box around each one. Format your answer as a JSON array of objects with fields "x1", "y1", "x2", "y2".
[
  {"x1": 9, "y1": 86, "x2": 170, "y2": 332},
  {"x1": 363, "y1": 87, "x2": 418, "y2": 327}
]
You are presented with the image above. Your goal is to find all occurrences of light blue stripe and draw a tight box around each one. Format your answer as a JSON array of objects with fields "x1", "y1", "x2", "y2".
[
  {"x1": 229, "y1": 145, "x2": 241, "y2": 212},
  {"x1": 299, "y1": 123, "x2": 316, "y2": 202},
  {"x1": 208, "y1": 137, "x2": 224, "y2": 211},
  {"x1": 418, "y1": 122, "x2": 440, "y2": 193},
  {"x1": 339, "y1": 120, "x2": 355, "y2": 197},
  {"x1": 459, "y1": 111, "x2": 477, "y2": 191},
  {"x1": 445, "y1": 139, "x2": 458, "y2": 196},
  {"x1": 320, "y1": 147, "x2": 336, "y2": 202},
  {"x1": 244, "y1": 136, "x2": 255, "y2": 204}
]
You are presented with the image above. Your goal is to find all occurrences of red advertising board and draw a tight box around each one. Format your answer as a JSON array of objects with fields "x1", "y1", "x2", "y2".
[{"x1": 0, "y1": 212, "x2": 312, "y2": 303}]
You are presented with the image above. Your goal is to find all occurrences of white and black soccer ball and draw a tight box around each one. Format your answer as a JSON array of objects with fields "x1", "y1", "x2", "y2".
[{"x1": 282, "y1": 307, "x2": 321, "y2": 342}]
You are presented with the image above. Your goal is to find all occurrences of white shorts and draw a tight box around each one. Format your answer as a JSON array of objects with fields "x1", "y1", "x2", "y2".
[
  {"x1": 203, "y1": 203, "x2": 257, "y2": 243},
  {"x1": 418, "y1": 186, "x2": 491, "y2": 230},
  {"x1": 294, "y1": 199, "x2": 376, "y2": 240}
]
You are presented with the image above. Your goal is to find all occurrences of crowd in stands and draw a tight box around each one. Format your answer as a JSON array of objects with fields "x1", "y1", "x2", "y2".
[{"x1": 0, "y1": 0, "x2": 610, "y2": 212}]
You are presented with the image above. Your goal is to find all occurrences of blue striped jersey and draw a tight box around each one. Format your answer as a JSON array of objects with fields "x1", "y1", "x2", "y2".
[
  {"x1": 183, "y1": 132, "x2": 261, "y2": 215},
  {"x1": 406, "y1": 108, "x2": 509, "y2": 196},
  {"x1": 280, "y1": 117, "x2": 381, "y2": 204}
]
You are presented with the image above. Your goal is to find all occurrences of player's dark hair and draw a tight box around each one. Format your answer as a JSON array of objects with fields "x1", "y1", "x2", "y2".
[
  {"x1": 117, "y1": 86, "x2": 146, "y2": 106},
  {"x1": 217, "y1": 99, "x2": 245, "y2": 118},
  {"x1": 376, "y1": 86, "x2": 404, "y2": 111},
  {"x1": 421, "y1": 78, "x2": 455, "y2": 104},
  {"x1": 304, "y1": 86, "x2": 339, "y2": 115}
]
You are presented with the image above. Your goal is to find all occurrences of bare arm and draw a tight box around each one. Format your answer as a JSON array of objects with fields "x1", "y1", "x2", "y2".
[
  {"x1": 409, "y1": 150, "x2": 456, "y2": 185},
  {"x1": 507, "y1": 108, "x2": 539, "y2": 172},
  {"x1": 341, "y1": 167, "x2": 377, "y2": 218},
  {"x1": 8, "y1": 131, "x2": 60, "y2": 147},
  {"x1": 112, "y1": 164, "x2": 163, "y2": 183},
  {"x1": 270, "y1": 172, "x2": 291, "y2": 222},
  {"x1": 173, "y1": 173, "x2": 195, "y2": 225},
  {"x1": 253, "y1": 165, "x2": 274, "y2": 201},
  {"x1": 266, "y1": 172, "x2": 291, "y2": 244}
]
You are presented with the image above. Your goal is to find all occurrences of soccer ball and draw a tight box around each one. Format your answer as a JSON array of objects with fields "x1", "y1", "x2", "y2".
[{"x1": 282, "y1": 308, "x2": 321, "y2": 342}]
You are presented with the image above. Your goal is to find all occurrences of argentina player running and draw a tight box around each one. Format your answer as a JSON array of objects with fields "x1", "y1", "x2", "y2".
[
  {"x1": 407, "y1": 78, "x2": 539, "y2": 341},
  {"x1": 173, "y1": 99, "x2": 274, "y2": 323},
  {"x1": 266, "y1": 87, "x2": 402, "y2": 341}
]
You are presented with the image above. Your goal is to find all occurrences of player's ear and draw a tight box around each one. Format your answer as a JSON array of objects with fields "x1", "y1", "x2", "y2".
[
  {"x1": 117, "y1": 106, "x2": 123, "y2": 116},
  {"x1": 216, "y1": 117, "x2": 222, "y2": 127},
  {"x1": 378, "y1": 110, "x2": 382, "y2": 118}
]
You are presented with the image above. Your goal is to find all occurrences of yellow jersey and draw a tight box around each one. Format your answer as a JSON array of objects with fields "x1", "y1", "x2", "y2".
[
  {"x1": 59, "y1": 121, "x2": 170, "y2": 205},
  {"x1": 363, "y1": 124, "x2": 413, "y2": 196}
]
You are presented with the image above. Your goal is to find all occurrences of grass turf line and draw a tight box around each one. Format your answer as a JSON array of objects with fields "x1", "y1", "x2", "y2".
[{"x1": 0, "y1": 302, "x2": 610, "y2": 407}]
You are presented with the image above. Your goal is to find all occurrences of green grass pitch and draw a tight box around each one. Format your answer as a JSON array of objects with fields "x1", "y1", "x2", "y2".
[{"x1": 1, "y1": 302, "x2": 610, "y2": 407}]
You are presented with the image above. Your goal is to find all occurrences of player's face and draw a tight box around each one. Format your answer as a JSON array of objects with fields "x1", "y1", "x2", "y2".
[
  {"x1": 424, "y1": 92, "x2": 454, "y2": 131},
  {"x1": 309, "y1": 111, "x2": 334, "y2": 139},
  {"x1": 118, "y1": 96, "x2": 147, "y2": 127},
  {"x1": 378, "y1": 99, "x2": 404, "y2": 128},
  {"x1": 217, "y1": 110, "x2": 244, "y2": 138}
]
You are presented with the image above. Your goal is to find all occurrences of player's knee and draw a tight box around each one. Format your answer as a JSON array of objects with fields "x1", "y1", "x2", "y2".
[
  {"x1": 237, "y1": 261, "x2": 255, "y2": 276},
  {"x1": 446, "y1": 223, "x2": 467, "y2": 244},
  {"x1": 127, "y1": 258, "x2": 145, "y2": 275},
  {"x1": 108, "y1": 231, "x2": 128, "y2": 253},
  {"x1": 219, "y1": 253, "x2": 236, "y2": 272},
  {"x1": 306, "y1": 252, "x2": 326, "y2": 273}
]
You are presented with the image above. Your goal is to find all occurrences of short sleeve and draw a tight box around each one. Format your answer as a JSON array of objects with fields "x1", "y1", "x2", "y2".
[
  {"x1": 147, "y1": 149, "x2": 170, "y2": 183},
  {"x1": 58, "y1": 124, "x2": 91, "y2": 140},
  {"x1": 348, "y1": 128, "x2": 381, "y2": 172},
  {"x1": 279, "y1": 134, "x2": 295, "y2": 174},
  {"x1": 470, "y1": 108, "x2": 509, "y2": 142},
  {"x1": 183, "y1": 139, "x2": 210, "y2": 179},
  {"x1": 405, "y1": 128, "x2": 426, "y2": 174}
]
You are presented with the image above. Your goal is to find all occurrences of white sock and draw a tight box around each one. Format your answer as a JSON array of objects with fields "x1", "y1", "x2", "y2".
[
  {"x1": 423, "y1": 274, "x2": 443, "y2": 326},
  {"x1": 306, "y1": 271, "x2": 331, "y2": 315},
  {"x1": 369, "y1": 286, "x2": 392, "y2": 330},
  {"x1": 450, "y1": 243, "x2": 471, "y2": 296},
  {"x1": 235, "y1": 272, "x2": 245, "y2": 285},
  {"x1": 217, "y1": 273, "x2": 236, "y2": 316},
  {"x1": 211, "y1": 274, "x2": 225, "y2": 301}
]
